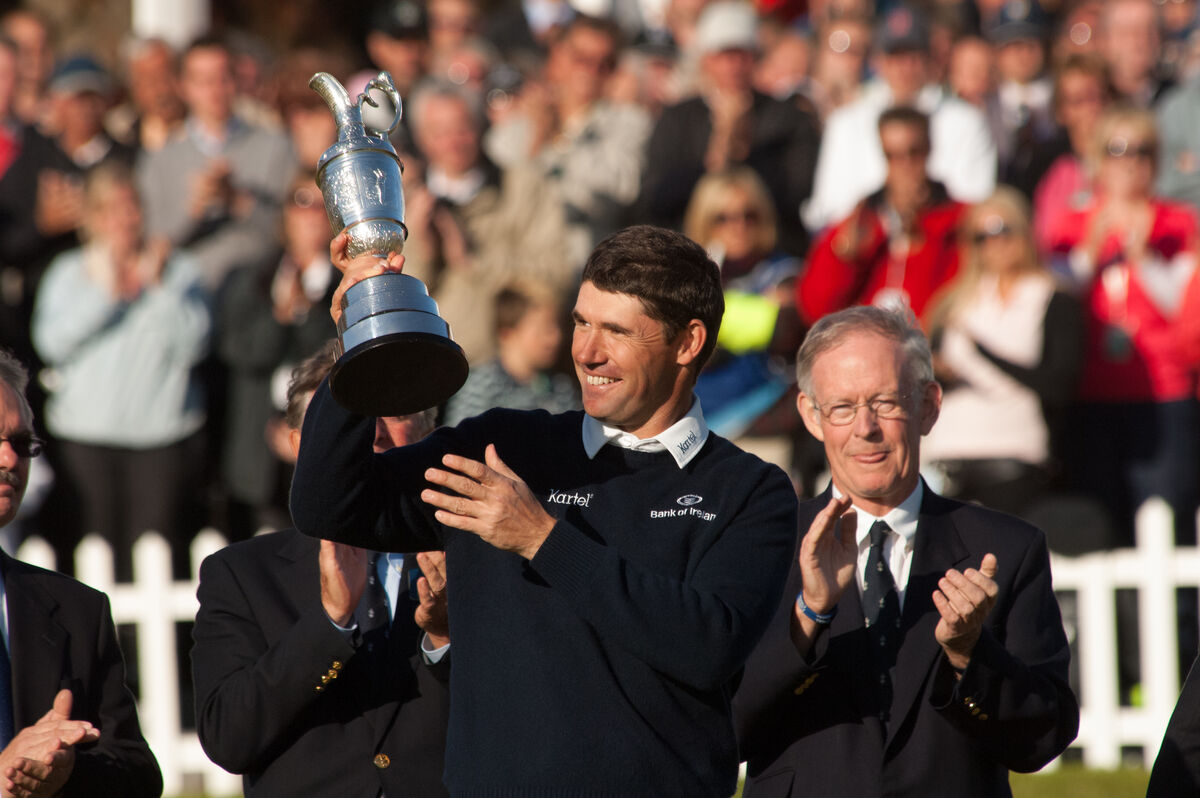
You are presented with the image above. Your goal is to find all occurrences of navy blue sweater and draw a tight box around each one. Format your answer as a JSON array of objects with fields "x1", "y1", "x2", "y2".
[{"x1": 291, "y1": 380, "x2": 798, "y2": 796}]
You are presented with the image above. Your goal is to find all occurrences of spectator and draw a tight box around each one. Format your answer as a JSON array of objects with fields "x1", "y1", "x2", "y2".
[
  {"x1": 684, "y1": 167, "x2": 803, "y2": 470},
  {"x1": 444, "y1": 282, "x2": 579, "y2": 425},
  {"x1": 481, "y1": 0, "x2": 575, "y2": 64},
  {"x1": 216, "y1": 175, "x2": 337, "y2": 540},
  {"x1": 428, "y1": 0, "x2": 484, "y2": 69},
  {"x1": 807, "y1": 14, "x2": 871, "y2": 117},
  {"x1": 31, "y1": 163, "x2": 211, "y2": 581},
  {"x1": 641, "y1": 0, "x2": 820, "y2": 255},
  {"x1": 405, "y1": 79, "x2": 572, "y2": 364},
  {"x1": 193, "y1": 342, "x2": 451, "y2": 797},
  {"x1": 986, "y1": 1, "x2": 1058, "y2": 196},
  {"x1": 137, "y1": 35, "x2": 296, "y2": 293},
  {"x1": 485, "y1": 14, "x2": 651, "y2": 269},
  {"x1": 0, "y1": 8, "x2": 52, "y2": 127},
  {"x1": 799, "y1": 106, "x2": 965, "y2": 325},
  {"x1": 1032, "y1": 53, "x2": 1113, "y2": 256},
  {"x1": 45, "y1": 55, "x2": 136, "y2": 172},
  {"x1": 364, "y1": 0, "x2": 432, "y2": 157},
  {"x1": 802, "y1": 4, "x2": 996, "y2": 232},
  {"x1": 0, "y1": 349, "x2": 162, "y2": 798},
  {"x1": 1048, "y1": 105, "x2": 1199, "y2": 544},
  {"x1": 922, "y1": 187, "x2": 1084, "y2": 517},
  {"x1": 1156, "y1": 70, "x2": 1200, "y2": 210},
  {"x1": 106, "y1": 37, "x2": 185, "y2": 154},
  {"x1": 269, "y1": 46, "x2": 351, "y2": 171},
  {"x1": 1098, "y1": 0, "x2": 1172, "y2": 107}
]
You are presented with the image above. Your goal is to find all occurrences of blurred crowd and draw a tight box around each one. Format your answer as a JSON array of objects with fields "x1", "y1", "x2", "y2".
[{"x1": 1, "y1": 0, "x2": 1199, "y2": 584}]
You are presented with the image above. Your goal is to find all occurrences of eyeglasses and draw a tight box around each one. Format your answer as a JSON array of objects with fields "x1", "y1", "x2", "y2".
[
  {"x1": 1106, "y1": 137, "x2": 1156, "y2": 160},
  {"x1": 713, "y1": 209, "x2": 761, "y2": 225},
  {"x1": 812, "y1": 395, "x2": 910, "y2": 426},
  {"x1": 0, "y1": 434, "x2": 44, "y2": 458},
  {"x1": 972, "y1": 225, "x2": 1015, "y2": 245}
]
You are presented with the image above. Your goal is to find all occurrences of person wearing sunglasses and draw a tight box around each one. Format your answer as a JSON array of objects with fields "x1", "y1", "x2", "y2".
[
  {"x1": 800, "y1": 106, "x2": 965, "y2": 326},
  {"x1": 684, "y1": 167, "x2": 804, "y2": 475},
  {"x1": 1048, "y1": 105, "x2": 1200, "y2": 549},
  {"x1": 921, "y1": 187, "x2": 1083, "y2": 518}
]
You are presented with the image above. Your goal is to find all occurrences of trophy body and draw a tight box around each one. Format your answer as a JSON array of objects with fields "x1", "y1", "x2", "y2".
[{"x1": 310, "y1": 71, "x2": 467, "y2": 416}]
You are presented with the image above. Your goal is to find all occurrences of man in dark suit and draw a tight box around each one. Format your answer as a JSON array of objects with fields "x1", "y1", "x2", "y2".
[
  {"x1": 0, "y1": 350, "x2": 160, "y2": 798},
  {"x1": 191, "y1": 343, "x2": 450, "y2": 797},
  {"x1": 734, "y1": 306, "x2": 1079, "y2": 797}
]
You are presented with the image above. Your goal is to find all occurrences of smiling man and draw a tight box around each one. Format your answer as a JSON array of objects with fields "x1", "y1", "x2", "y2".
[
  {"x1": 290, "y1": 224, "x2": 797, "y2": 796},
  {"x1": 733, "y1": 306, "x2": 1078, "y2": 797}
]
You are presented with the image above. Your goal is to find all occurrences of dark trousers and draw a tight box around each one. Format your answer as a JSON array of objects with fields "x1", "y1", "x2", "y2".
[{"x1": 57, "y1": 434, "x2": 201, "y2": 581}]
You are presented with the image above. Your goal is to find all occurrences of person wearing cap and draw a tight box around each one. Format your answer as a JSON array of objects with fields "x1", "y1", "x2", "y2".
[
  {"x1": 136, "y1": 34, "x2": 295, "y2": 293},
  {"x1": 802, "y1": 3, "x2": 996, "y2": 232},
  {"x1": 640, "y1": 0, "x2": 820, "y2": 256},
  {"x1": 367, "y1": 0, "x2": 431, "y2": 98},
  {"x1": 46, "y1": 55, "x2": 136, "y2": 172},
  {"x1": 987, "y1": 0, "x2": 1058, "y2": 196}
]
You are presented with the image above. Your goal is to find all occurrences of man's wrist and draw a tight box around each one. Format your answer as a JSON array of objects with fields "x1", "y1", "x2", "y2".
[{"x1": 796, "y1": 592, "x2": 837, "y2": 625}]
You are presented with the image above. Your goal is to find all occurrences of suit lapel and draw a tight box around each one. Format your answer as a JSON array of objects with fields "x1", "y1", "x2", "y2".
[
  {"x1": 885, "y1": 491, "x2": 970, "y2": 750},
  {"x1": 2, "y1": 554, "x2": 69, "y2": 727}
]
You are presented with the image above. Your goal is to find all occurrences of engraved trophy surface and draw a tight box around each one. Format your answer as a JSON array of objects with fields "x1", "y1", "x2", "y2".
[{"x1": 309, "y1": 70, "x2": 468, "y2": 416}]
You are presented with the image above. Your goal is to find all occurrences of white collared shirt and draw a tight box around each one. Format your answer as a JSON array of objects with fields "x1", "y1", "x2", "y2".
[
  {"x1": 833, "y1": 481, "x2": 923, "y2": 611},
  {"x1": 580, "y1": 398, "x2": 709, "y2": 468}
]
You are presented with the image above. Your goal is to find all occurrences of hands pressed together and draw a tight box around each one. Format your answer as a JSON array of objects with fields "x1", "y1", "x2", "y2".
[
  {"x1": 792, "y1": 495, "x2": 1000, "y2": 671},
  {"x1": 0, "y1": 690, "x2": 97, "y2": 798}
]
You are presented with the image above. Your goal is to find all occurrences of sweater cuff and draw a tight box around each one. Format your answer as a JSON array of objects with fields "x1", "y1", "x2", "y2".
[{"x1": 528, "y1": 520, "x2": 606, "y2": 600}]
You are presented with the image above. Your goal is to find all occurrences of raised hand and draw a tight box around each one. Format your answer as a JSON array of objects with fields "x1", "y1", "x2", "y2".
[
  {"x1": 933, "y1": 553, "x2": 999, "y2": 671},
  {"x1": 414, "y1": 551, "x2": 449, "y2": 646},
  {"x1": 319, "y1": 540, "x2": 368, "y2": 627},
  {"x1": 328, "y1": 231, "x2": 405, "y2": 325}
]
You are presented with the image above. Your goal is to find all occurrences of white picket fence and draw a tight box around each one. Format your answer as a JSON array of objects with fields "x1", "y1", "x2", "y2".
[{"x1": 12, "y1": 501, "x2": 1198, "y2": 794}]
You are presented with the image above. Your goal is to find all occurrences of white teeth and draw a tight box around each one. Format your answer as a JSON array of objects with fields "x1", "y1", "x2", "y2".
[{"x1": 587, "y1": 375, "x2": 617, "y2": 385}]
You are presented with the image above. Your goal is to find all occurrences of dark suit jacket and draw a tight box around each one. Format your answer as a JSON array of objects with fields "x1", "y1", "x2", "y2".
[
  {"x1": 1148, "y1": 655, "x2": 1200, "y2": 796},
  {"x1": 191, "y1": 529, "x2": 450, "y2": 797},
  {"x1": 733, "y1": 488, "x2": 1079, "y2": 798},
  {"x1": 3, "y1": 552, "x2": 161, "y2": 797}
]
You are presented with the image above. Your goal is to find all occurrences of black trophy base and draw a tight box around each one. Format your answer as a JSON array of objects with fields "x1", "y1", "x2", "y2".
[{"x1": 329, "y1": 331, "x2": 469, "y2": 417}]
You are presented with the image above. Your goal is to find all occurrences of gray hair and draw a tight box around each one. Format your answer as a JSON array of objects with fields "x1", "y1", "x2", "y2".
[
  {"x1": 408, "y1": 78, "x2": 486, "y2": 141},
  {"x1": 795, "y1": 306, "x2": 934, "y2": 400},
  {"x1": 0, "y1": 349, "x2": 33, "y2": 425}
]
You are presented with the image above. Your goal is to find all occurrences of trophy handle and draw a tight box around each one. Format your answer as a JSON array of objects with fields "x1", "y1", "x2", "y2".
[{"x1": 359, "y1": 72, "x2": 403, "y2": 139}]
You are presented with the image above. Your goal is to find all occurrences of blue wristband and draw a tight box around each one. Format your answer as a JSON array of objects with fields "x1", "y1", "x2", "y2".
[{"x1": 796, "y1": 593, "x2": 837, "y2": 625}]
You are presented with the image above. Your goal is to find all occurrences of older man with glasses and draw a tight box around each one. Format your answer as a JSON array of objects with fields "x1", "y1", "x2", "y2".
[{"x1": 734, "y1": 305, "x2": 1078, "y2": 798}]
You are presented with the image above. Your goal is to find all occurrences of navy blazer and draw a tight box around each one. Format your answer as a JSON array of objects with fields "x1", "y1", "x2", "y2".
[
  {"x1": 3, "y1": 552, "x2": 161, "y2": 797},
  {"x1": 191, "y1": 529, "x2": 450, "y2": 797},
  {"x1": 733, "y1": 488, "x2": 1079, "y2": 798}
]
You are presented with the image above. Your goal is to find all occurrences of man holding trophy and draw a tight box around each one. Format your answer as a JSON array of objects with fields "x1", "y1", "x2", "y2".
[{"x1": 291, "y1": 68, "x2": 797, "y2": 796}]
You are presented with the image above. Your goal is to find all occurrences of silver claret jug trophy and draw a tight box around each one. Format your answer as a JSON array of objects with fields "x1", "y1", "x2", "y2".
[{"x1": 309, "y1": 70, "x2": 468, "y2": 416}]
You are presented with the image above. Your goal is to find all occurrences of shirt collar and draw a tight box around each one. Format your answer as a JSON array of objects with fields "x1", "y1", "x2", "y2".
[
  {"x1": 580, "y1": 398, "x2": 709, "y2": 468},
  {"x1": 832, "y1": 479, "x2": 924, "y2": 549}
]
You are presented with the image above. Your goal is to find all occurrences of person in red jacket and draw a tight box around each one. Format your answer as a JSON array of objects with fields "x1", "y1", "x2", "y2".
[
  {"x1": 1047, "y1": 104, "x2": 1200, "y2": 545},
  {"x1": 798, "y1": 106, "x2": 965, "y2": 325}
]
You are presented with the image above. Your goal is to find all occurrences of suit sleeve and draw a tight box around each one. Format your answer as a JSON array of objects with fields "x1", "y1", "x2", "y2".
[
  {"x1": 290, "y1": 378, "x2": 446, "y2": 552},
  {"x1": 928, "y1": 530, "x2": 1079, "y2": 772},
  {"x1": 529, "y1": 465, "x2": 798, "y2": 691},
  {"x1": 191, "y1": 550, "x2": 361, "y2": 773},
  {"x1": 61, "y1": 594, "x2": 162, "y2": 798},
  {"x1": 1148, "y1": 656, "x2": 1200, "y2": 796}
]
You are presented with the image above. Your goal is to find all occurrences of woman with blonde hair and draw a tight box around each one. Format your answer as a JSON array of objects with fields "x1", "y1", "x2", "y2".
[
  {"x1": 31, "y1": 162, "x2": 211, "y2": 580},
  {"x1": 923, "y1": 186, "x2": 1083, "y2": 516},
  {"x1": 684, "y1": 167, "x2": 804, "y2": 475},
  {"x1": 1047, "y1": 104, "x2": 1200, "y2": 544}
]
